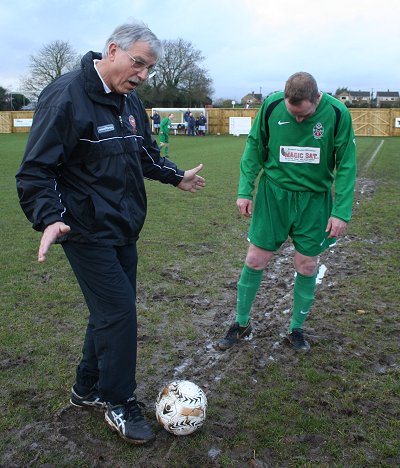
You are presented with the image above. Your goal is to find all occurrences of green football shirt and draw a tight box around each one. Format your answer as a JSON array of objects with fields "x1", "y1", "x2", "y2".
[{"x1": 238, "y1": 92, "x2": 356, "y2": 222}]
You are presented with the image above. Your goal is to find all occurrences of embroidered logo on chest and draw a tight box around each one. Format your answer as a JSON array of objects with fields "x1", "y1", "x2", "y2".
[
  {"x1": 129, "y1": 115, "x2": 137, "y2": 134},
  {"x1": 313, "y1": 122, "x2": 324, "y2": 139}
]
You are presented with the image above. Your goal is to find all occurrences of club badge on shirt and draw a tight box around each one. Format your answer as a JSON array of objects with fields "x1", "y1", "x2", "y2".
[
  {"x1": 129, "y1": 115, "x2": 137, "y2": 134},
  {"x1": 313, "y1": 122, "x2": 324, "y2": 139}
]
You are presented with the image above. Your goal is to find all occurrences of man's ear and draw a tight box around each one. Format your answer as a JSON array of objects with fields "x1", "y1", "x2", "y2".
[{"x1": 107, "y1": 42, "x2": 118, "y2": 62}]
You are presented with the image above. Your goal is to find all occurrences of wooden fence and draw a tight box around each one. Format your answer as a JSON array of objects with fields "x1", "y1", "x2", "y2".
[
  {"x1": 0, "y1": 111, "x2": 34, "y2": 134},
  {"x1": 204, "y1": 108, "x2": 400, "y2": 137},
  {"x1": 2, "y1": 108, "x2": 400, "y2": 137}
]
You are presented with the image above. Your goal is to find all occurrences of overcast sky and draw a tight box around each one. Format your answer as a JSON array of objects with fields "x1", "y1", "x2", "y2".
[{"x1": 1, "y1": 0, "x2": 399, "y2": 101}]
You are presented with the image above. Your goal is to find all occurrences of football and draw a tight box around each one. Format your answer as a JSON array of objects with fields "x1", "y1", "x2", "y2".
[{"x1": 155, "y1": 380, "x2": 207, "y2": 436}]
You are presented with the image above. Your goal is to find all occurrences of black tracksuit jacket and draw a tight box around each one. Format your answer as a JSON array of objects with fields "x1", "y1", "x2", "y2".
[{"x1": 16, "y1": 51, "x2": 184, "y2": 245}]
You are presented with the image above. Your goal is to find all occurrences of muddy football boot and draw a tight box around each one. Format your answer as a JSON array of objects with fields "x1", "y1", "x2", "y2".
[
  {"x1": 105, "y1": 397, "x2": 156, "y2": 445},
  {"x1": 215, "y1": 321, "x2": 252, "y2": 350},
  {"x1": 70, "y1": 384, "x2": 106, "y2": 410},
  {"x1": 287, "y1": 328, "x2": 311, "y2": 353}
]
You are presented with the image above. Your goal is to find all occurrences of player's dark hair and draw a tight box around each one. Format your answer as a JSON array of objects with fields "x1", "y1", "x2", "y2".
[
  {"x1": 103, "y1": 19, "x2": 163, "y2": 59},
  {"x1": 284, "y1": 72, "x2": 319, "y2": 105}
]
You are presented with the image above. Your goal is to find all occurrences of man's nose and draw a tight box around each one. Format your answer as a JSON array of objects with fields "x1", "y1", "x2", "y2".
[{"x1": 137, "y1": 68, "x2": 149, "y2": 81}]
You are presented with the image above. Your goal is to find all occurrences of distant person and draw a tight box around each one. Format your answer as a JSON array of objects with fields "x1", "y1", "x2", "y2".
[
  {"x1": 150, "y1": 110, "x2": 161, "y2": 134},
  {"x1": 159, "y1": 113, "x2": 174, "y2": 156},
  {"x1": 16, "y1": 20, "x2": 205, "y2": 446},
  {"x1": 198, "y1": 112, "x2": 207, "y2": 136},
  {"x1": 183, "y1": 108, "x2": 190, "y2": 135},
  {"x1": 215, "y1": 71, "x2": 356, "y2": 354},
  {"x1": 187, "y1": 112, "x2": 196, "y2": 136}
]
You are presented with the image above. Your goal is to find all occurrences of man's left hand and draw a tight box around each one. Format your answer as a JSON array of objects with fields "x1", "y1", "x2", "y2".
[
  {"x1": 177, "y1": 164, "x2": 205, "y2": 193},
  {"x1": 326, "y1": 216, "x2": 348, "y2": 238}
]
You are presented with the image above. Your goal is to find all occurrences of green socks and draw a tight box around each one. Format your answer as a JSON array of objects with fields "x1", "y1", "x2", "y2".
[
  {"x1": 235, "y1": 266, "x2": 316, "y2": 331},
  {"x1": 236, "y1": 264, "x2": 263, "y2": 326},
  {"x1": 289, "y1": 272, "x2": 317, "y2": 332}
]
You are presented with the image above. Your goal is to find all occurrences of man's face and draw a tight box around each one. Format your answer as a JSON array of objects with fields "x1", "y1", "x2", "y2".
[
  {"x1": 285, "y1": 94, "x2": 321, "y2": 122},
  {"x1": 106, "y1": 41, "x2": 157, "y2": 94}
]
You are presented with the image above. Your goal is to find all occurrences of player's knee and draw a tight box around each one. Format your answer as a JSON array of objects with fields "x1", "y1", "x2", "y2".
[
  {"x1": 298, "y1": 260, "x2": 318, "y2": 276},
  {"x1": 245, "y1": 252, "x2": 271, "y2": 270}
]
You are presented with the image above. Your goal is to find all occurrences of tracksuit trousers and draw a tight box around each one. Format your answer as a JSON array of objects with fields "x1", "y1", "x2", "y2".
[{"x1": 62, "y1": 241, "x2": 138, "y2": 405}]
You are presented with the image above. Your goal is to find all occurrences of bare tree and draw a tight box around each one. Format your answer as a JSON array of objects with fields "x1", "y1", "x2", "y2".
[
  {"x1": 335, "y1": 87, "x2": 350, "y2": 95},
  {"x1": 21, "y1": 40, "x2": 80, "y2": 99},
  {"x1": 137, "y1": 38, "x2": 213, "y2": 107}
]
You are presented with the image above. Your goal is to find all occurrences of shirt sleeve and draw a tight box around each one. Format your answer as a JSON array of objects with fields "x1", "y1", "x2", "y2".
[
  {"x1": 16, "y1": 104, "x2": 78, "y2": 231},
  {"x1": 331, "y1": 108, "x2": 357, "y2": 222},
  {"x1": 237, "y1": 103, "x2": 268, "y2": 199}
]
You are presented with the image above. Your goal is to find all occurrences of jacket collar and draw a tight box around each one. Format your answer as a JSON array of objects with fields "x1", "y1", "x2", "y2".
[{"x1": 81, "y1": 51, "x2": 123, "y2": 108}]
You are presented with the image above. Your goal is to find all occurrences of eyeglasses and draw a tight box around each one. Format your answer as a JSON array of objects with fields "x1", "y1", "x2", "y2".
[{"x1": 123, "y1": 50, "x2": 156, "y2": 79}]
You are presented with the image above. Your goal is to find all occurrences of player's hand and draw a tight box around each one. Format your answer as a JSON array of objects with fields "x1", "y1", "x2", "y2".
[
  {"x1": 38, "y1": 222, "x2": 71, "y2": 263},
  {"x1": 325, "y1": 216, "x2": 347, "y2": 238},
  {"x1": 177, "y1": 164, "x2": 205, "y2": 193},
  {"x1": 237, "y1": 198, "x2": 253, "y2": 217}
]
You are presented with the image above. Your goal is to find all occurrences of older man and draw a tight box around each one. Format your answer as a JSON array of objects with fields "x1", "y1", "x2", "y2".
[
  {"x1": 16, "y1": 20, "x2": 205, "y2": 445},
  {"x1": 216, "y1": 72, "x2": 356, "y2": 354}
]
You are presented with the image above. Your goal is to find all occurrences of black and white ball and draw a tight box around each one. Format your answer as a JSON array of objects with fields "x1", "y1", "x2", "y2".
[{"x1": 155, "y1": 380, "x2": 207, "y2": 436}]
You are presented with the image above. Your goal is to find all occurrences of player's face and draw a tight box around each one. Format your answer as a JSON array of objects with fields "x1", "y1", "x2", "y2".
[
  {"x1": 285, "y1": 95, "x2": 321, "y2": 122},
  {"x1": 107, "y1": 41, "x2": 157, "y2": 94}
]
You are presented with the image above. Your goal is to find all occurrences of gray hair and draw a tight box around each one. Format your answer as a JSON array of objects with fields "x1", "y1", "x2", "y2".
[
  {"x1": 284, "y1": 72, "x2": 319, "y2": 105},
  {"x1": 103, "y1": 19, "x2": 163, "y2": 59}
]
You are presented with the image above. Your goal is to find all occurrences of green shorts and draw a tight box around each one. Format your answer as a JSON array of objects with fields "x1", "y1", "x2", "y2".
[
  {"x1": 248, "y1": 174, "x2": 335, "y2": 256},
  {"x1": 159, "y1": 133, "x2": 169, "y2": 143}
]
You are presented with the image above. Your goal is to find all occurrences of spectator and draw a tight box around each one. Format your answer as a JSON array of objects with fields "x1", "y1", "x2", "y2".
[
  {"x1": 187, "y1": 112, "x2": 196, "y2": 136},
  {"x1": 198, "y1": 112, "x2": 207, "y2": 136},
  {"x1": 150, "y1": 110, "x2": 161, "y2": 134},
  {"x1": 183, "y1": 108, "x2": 190, "y2": 135}
]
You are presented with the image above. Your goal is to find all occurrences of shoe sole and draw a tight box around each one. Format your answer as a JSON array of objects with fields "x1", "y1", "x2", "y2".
[
  {"x1": 215, "y1": 326, "x2": 252, "y2": 351},
  {"x1": 214, "y1": 339, "x2": 244, "y2": 351},
  {"x1": 70, "y1": 398, "x2": 106, "y2": 411},
  {"x1": 105, "y1": 414, "x2": 156, "y2": 445},
  {"x1": 286, "y1": 337, "x2": 311, "y2": 354},
  {"x1": 214, "y1": 342, "x2": 232, "y2": 351},
  {"x1": 291, "y1": 346, "x2": 311, "y2": 354}
]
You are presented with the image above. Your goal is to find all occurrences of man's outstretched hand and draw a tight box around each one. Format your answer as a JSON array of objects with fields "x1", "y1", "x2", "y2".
[
  {"x1": 177, "y1": 164, "x2": 205, "y2": 193},
  {"x1": 38, "y1": 222, "x2": 71, "y2": 263}
]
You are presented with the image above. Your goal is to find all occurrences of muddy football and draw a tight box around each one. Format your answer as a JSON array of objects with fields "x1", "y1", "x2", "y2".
[{"x1": 155, "y1": 380, "x2": 207, "y2": 436}]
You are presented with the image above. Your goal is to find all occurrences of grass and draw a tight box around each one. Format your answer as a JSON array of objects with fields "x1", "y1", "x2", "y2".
[{"x1": 1, "y1": 133, "x2": 399, "y2": 466}]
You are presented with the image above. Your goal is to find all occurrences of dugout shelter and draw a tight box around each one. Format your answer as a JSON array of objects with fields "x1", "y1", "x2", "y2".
[{"x1": 150, "y1": 107, "x2": 207, "y2": 134}]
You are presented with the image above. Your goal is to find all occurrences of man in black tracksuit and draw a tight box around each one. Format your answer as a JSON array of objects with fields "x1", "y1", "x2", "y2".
[{"x1": 15, "y1": 20, "x2": 205, "y2": 445}]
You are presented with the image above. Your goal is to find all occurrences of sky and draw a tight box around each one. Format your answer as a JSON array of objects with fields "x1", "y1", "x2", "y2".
[{"x1": 1, "y1": 0, "x2": 399, "y2": 101}]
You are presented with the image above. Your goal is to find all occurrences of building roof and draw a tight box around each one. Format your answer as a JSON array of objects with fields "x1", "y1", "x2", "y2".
[
  {"x1": 242, "y1": 92, "x2": 262, "y2": 100},
  {"x1": 349, "y1": 91, "x2": 370, "y2": 97},
  {"x1": 376, "y1": 91, "x2": 399, "y2": 97}
]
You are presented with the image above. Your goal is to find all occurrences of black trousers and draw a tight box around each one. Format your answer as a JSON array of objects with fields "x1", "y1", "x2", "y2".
[{"x1": 62, "y1": 241, "x2": 138, "y2": 404}]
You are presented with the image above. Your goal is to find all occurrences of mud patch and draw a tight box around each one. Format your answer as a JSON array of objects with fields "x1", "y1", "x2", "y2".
[{"x1": 2, "y1": 176, "x2": 399, "y2": 466}]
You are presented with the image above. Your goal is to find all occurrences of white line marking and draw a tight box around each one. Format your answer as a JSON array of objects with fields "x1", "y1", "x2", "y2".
[
  {"x1": 365, "y1": 139, "x2": 384, "y2": 170},
  {"x1": 316, "y1": 264, "x2": 327, "y2": 285}
]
